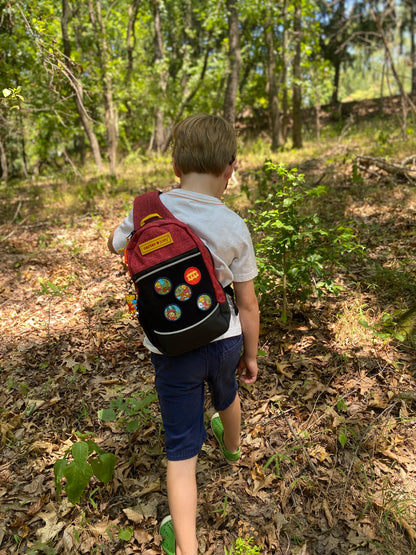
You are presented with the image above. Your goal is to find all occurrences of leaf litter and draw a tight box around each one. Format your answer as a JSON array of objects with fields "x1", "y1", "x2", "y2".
[{"x1": 1, "y1": 159, "x2": 416, "y2": 554}]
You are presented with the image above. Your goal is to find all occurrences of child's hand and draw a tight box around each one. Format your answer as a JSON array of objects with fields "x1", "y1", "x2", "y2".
[{"x1": 237, "y1": 354, "x2": 258, "y2": 384}]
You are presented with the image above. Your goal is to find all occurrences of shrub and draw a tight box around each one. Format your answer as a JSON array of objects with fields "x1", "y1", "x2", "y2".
[{"x1": 247, "y1": 161, "x2": 362, "y2": 321}]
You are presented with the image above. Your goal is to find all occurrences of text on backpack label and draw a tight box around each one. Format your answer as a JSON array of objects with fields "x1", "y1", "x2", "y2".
[{"x1": 139, "y1": 232, "x2": 173, "y2": 255}]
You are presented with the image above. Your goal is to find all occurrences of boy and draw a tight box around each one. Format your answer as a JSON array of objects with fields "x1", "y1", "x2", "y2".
[{"x1": 108, "y1": 114, "x2": 259, "y2": 555}]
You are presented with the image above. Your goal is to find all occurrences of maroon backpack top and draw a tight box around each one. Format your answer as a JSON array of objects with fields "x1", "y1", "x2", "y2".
[{"x1": 125, "y1": 191, "x2": 232, "y2": 356}]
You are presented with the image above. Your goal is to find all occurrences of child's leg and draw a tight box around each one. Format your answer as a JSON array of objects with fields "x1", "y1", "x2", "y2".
[
  {"x1": 167, "y1": 455, "x2": 199, "y2": 555},
  {"x1": 219, "y1": 393, "x2": 241, "y2": 453}
]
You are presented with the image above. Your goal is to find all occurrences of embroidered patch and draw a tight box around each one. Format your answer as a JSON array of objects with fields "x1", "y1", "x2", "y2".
[
  {"x1": 125, "y1": 294, "x2": 137, "y2": 314},
  {"x1": 174, "y1": 284, "x2": 192, "y2": 302},
  {"x1": 139, "y1": 232, "x2": 173, "y2": 255},
  {"x1": 197, "y1": 294, "x2": 212, "y2": 311},
  {"x1": 154, "y1": 277, "x2": 172, "y2": 295},
  {"x1": 164, "y1": 304, "x2": 181, "y2": 321},
  {"x1": 184, "y1": 267, "x2": 202, "y2": 285}
]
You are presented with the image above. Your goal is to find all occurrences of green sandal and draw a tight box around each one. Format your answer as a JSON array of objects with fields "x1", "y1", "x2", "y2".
[
  {"x1": 160, "y1": 515, "x2": 175, "y2": 555},
  {"x1": 211, "y1": 412, "x2": 241, "y2": 462}
]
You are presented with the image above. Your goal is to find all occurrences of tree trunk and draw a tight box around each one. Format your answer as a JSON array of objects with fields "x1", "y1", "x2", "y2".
[
  {"x1": 89, "y1": 0, "x2": 118, "y2": 176},
  {"x1": 126, "y1": 0, "x2": 141, "y2": 80},
  {"x1": 17, "y1": 110, "x2": 28, "y2": 177},
  {"x1": 409, "y1": 0, "x2": 416, "y2": 94},
  {"x1": 0, "y1": 136, "x2": 8, "y2": 182},
  {"x1": 280, "y1": 0, "x2": 290, "y2": 143},
  {"x1": 151, "y1": 0, "x2": 167, "y2": 152},
  {"x1": 265, "y1": 18, "x2": 282, "y2": 151},
  {"x1": 292, "y1": 0, "x2": 303, "y2": 149},
  {"x1": 331, "y1": 61, "x2": 341, "y2": 104},
  {"x1": 371, "y1": 8, "x2": 416, "y2": 116},
  {"x1": 61, "y1": 0, "x2": 103, "y2": 170},
  {"x1": 223, "y1": 0, "x2": 241, "y2": 125}
]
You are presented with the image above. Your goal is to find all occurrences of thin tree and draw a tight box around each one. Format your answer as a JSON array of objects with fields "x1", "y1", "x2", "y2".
[
  {"x1": 223, "y1": 0, "x2": 241, "y2": 125},
  {"x1": 405, "y1": 0, "x2": 416, "y2": 94},
  {"x1": 88, "y1": 0, "x2": 118, "y2": 176},
  {"x1": 292, "y1": 0, "x2": 303, "y2": 149},
  {"x1": 126, "y1": 0, "x2": 141, "y2": 81},
  {"x1": 281, "y1": 0, "x2": 290, "y2": 143},
  {"x1": 0, "y1": 132, "x2": 7, "y2": 182},
  {"x1": 265, "y1": 14, "x2": 283, "y2": 150},
  {"x1": 150, "y1": 0, "x2": 167, "y2": 153},
  {"x1": 61, "y1": 0, "x2": 103, "y2": 171},
  {"x1": 371, "y1": 5, "x2": 416, "y2": 127}
]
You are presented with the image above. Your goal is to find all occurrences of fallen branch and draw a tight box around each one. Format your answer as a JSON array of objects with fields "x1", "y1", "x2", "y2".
[
  {"x1": 401, "y1": 154, "x2": 416, "y2": 167},
  {"x1": 355, "y1": 155, "x2": 416, "y2": 184}
]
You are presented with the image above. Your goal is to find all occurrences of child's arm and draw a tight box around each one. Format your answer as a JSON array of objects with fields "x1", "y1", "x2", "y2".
[
  {"x1": 233, "y1": 279, "x2": 259, "y2": 384},
  {"x1": 107, "y1": 229, "x2": 118, "y2": 254},
  {"x1": 107, "y1": 210, "x2": 134, "y2": 255}
]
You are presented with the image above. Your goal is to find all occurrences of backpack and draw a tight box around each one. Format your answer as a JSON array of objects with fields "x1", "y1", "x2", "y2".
[{"x1": 124, "y1": 191, "x2": 232, "y2": 356}]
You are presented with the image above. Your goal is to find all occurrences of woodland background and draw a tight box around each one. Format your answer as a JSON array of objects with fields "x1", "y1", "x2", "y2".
[{"x1": 1, "y1": 1, "x2": 416, "y2": 554}]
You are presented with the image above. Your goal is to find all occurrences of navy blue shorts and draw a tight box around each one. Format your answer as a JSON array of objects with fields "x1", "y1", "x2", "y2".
[{"x1": 151, "y1": 335, "x2": 243, "y2": 461}]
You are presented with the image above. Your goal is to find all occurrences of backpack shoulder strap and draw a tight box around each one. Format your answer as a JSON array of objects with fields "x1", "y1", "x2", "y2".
[{"x1": 132, "y1": 191, "x2": 176, "y2": 230}]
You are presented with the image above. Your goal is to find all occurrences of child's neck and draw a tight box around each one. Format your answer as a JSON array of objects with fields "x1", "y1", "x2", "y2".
[{"x1": 179, "y1": 172, "x2": 226, "y2": 199}]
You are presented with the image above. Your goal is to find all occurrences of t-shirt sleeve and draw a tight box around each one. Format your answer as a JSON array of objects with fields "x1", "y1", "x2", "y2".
[
  {"x1": 229, "y1": 221, "x2": 258, "y2": 282},
  {"x1": 111, "y1": 209, "x2": 134, "y2": 254}
]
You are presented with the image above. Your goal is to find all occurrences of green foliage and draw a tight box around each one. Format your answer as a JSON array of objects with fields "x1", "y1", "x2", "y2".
[
  {"x1": 359, "y1": 311, "x2": 406, "y2": 343},
  {"x1": 117, "y1": 526, "x2": 134, "y2": 542},
  {"x1": 1, "y1": 0, "x2": 414, "y2": 177},
  {"x1": 224, "y1": 536, "x2": 263, "y2": 555},
  {"x1": 54, "y1": 434, "x2": 116, "y2": 504},
  {"x1": 247, "y1": 161, "x2": 362, "y2": 321},
  {"x1": 213, "y1": 494, "x2": 229, "y2": 518},
  {"x1": 98, "y1": 389, "x2": 157, "y2": 433},
  {"x1": 36, "y1": 278, "x2": 67, "y2": 297},
  {"x1": 2, "y1": 86, "x2": 24, "y2": 110},
  {"x1": 264, "y1": 452, "x2": 294, "y2": 478}
]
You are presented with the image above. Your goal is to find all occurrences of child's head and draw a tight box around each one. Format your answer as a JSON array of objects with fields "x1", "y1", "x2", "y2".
[{"x1": 172, "y1": 114, "x2": 237, "y2": 177}]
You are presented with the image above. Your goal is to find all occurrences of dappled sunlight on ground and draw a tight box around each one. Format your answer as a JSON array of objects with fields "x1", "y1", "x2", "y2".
[{"x1": 1, "y1": 140, "x2": 416, "y2": 553}]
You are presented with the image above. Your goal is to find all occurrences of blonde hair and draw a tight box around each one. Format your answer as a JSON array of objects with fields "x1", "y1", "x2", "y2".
[{"x1": 172, "y1": 114, "x2": 237, "y2": 177}]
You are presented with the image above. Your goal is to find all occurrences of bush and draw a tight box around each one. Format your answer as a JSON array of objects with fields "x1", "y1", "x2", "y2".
[{"x1": 247, "y1": 160, "x2": 362, "y2": 321}]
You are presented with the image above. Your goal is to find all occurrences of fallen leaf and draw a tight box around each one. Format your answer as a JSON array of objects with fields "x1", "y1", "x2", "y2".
[
  {"x1": 36, "y1": 506, "x2": 65, "y2": 543},
  {"x1": 134, "y1": 527, "x2": 152, "y2": 544}
]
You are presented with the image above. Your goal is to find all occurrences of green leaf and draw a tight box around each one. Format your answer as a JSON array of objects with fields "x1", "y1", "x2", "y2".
[
  {"x1": 72, "y1": 441, "x2": 89, "y2": 462},
  {"x1": 90, "y1": 452, "x2": 116, "y2": 484},
  {"x1": 126, "y1": 418, "x2": 141, "y2": 432},
  {"x1": 393, "y1": 333, "x2": 406, "y2": 342},
  {"x1": 2, "y1": 88, "x2": 11, "y2": 98},
  {"x1": 53, "y1": 458, "x2": 68, "y2": 500},
  {"x1": 86, "y1": 439, "x2": 101, "y2": 455},
  {"x1": 98, "y1": 408, "x2": 117, "y2": 421},
  {"x1": 338, "y1": 431, "x2": 348, "y2": 448},
  {"x1": 118, "y1": 526, "x2": 134, "y2": 541},
  {"x1": 63, "y1": 459, "x2": 93, "y2": 504}
]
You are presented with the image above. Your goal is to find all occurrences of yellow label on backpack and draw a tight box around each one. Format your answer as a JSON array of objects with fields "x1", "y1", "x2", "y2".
[{"x1": 139, "y1": 232, "x2": 173, "y2": 255}]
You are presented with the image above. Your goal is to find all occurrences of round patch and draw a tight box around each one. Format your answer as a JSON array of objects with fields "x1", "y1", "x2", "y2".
[
  {"x1": 197, "y1": 294, "x2": 212, "y2": 311},
  {"x1": 154, "y1": 277, "x2": 172, "y2": 295},
  {"x1": 184, "y1": 267, "x2": 202, "y2": 285},
  {"x1": 164, "y1": 304, "x2": 181, "y2": 321},
  {"x1": 174, "y1": 284, "x2": 192, "y2": 302}
]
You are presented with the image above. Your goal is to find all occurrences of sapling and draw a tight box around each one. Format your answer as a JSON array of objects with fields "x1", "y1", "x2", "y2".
[
  {"x1": 98, "y1": 389, "x2": 157, "y2": 432},
  {"x1": 54, "y1": 433, "x2": 116, "y2": 504},
  {"x1": 247, "y1": 160, "x2": 361, "y2": 321}
]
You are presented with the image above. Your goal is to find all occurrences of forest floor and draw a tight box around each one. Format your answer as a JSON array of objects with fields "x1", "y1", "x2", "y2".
[{"x1": 1, "y1": 117, "x2": 416, "y2": 554}]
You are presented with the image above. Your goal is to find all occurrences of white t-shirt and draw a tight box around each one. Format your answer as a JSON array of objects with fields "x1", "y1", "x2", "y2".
[{"x1": 112, "y1": 188, "x2": 258, "y2": 353}]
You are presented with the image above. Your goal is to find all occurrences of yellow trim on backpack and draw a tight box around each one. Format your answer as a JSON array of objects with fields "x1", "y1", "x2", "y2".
[
  {"x1": 139, "y1": 232, "x2": 173, "y2": 255},
  {"x1": 140, "y1": 213, "x2": 162, "y2": 227}
]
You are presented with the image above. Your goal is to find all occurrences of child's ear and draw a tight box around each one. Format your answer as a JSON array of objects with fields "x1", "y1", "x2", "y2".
[
  {"x1": 172, "y1": 158, "x2": 182, "y2": 178},
  {"x1": 224, "y1": 158, "x2": 237, "y2": 181}
]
